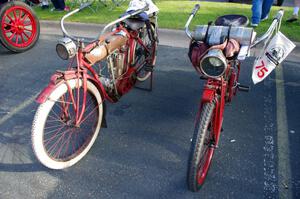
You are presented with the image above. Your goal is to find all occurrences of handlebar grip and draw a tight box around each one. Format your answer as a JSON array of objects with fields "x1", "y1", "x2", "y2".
[
  {"x1": 191, "y1": 4, "x2": 200, "y2": 15},
  {"x1": 274, "y1": 9, "x2": 284, "y2": 21},
  {"x1": 79, "y1": 2, "x2": 93, "y2": 11}
]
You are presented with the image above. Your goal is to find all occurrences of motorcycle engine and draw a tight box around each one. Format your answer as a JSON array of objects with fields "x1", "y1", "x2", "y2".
[
  {"x1": 108, "y1": 48, "x2": 137, "y2": 97},
  {"x1": 116, "y1": 67, "x2": 137, "y2": 96}
]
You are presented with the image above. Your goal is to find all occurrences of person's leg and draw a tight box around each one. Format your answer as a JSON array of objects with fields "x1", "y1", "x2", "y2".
[
  {"x1": 51, "y1": 0, "x2": 60, "y2": 10},
  {"x1": 293, "y1": 6, "x2": 299, "y2": 15},
  {"x1": 41, "y1": 0, "x2": 49, "y2": 9},
  {"x1": 252, "y1": 0, "x2": 263, "y2": 25},
  {"x1": 287, "y1": 6, "x2": 299, "y2": 22},
  {"x1": 295, "y1": 0, "x2": 300, "y2": 7},
  {"x1": 286, "y1": 0, "x2": 300, "y2": 22},
  {"x1": 57, "y1": 0, "x2": 65, "y2": 10},
  {"x1": 261, "y1": 0, "x2": 274, "y2": 20}
]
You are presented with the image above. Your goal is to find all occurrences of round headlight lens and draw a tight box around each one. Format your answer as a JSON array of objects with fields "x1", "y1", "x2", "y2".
[
  {"x1": 200, "y1": 49, "x2": 227, "y2": 78},
  {"x1": 56, "y1": 37, "x2": 76, "y2": 60},
  {"x1": 208, "y1": 57, "x2": 223, "y2": 67}
]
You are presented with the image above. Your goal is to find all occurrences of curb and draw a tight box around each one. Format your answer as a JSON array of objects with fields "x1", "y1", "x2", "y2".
[
  {"x1": 40, "y1": 20, "x2": 186, "y2": 35},
  {"x1": 40, "y1": 20, "x2": 300, "y2": 47}
]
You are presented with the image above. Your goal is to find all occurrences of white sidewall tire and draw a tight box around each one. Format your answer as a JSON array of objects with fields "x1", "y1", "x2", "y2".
[{"x1": 31, "y1": 79, "x2": 103, "y2": 169}]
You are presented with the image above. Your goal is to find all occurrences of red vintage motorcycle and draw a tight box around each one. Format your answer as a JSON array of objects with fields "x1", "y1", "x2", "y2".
[
  {"x1": 185, "y1": 4, "x2": 285, "y2": 191},
  {"x1": 31, "y1": 3, "x2": 158, "y2": 169},
  {"x1": 0, "y1": 0, "x2": 40, "y2": 52}
]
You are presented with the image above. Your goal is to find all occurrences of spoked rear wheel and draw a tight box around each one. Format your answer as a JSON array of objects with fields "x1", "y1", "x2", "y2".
[
  {"x1": 136, "y1": 23, "x2": 157, "y2": 82},
  {"x1": 0, "y1": 1, "x2": 40, "y2": 52},
  {"x1": 32, "y1": 79, "x2": 103, "y2": 169},
  {"x1": 187, "y1": 102, "x2": 216, "y2": 191}
]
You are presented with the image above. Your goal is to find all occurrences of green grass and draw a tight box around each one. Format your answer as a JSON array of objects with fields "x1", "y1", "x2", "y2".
[{"x1": 33, "y1": 1, "x2": 300, "y2": 42}]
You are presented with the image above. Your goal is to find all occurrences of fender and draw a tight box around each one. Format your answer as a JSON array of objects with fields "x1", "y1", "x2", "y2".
[
  {"x1": 35, "y1": 70, "x2": 108, "y2": 127},
  {"x1": 201, "y1": 87, "x2": 215, "y2": 103},
  {"x1": 36, "y1": 70, "x2": 80, "y2": 103}
]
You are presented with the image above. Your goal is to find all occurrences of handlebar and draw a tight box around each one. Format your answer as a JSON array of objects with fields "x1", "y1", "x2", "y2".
[
  {"x1": 60, "y1": 2, "x2": 93, "y2": 40},
  {"x1": 191, "y1": 4, "x2": 200, "y2": 16},
  {"x1": 60, "y1": 4, "x2": 149, "y2": 42},
  {"x1": 274, "y1": 9, "x2": 284, "y2": 21},
  {"x1": 251, "y1": 9, "x2": 284, "y2": 48},
  {"x1": 184, "y1": 5, "x2": 284, "y2": 49},
  {"x1": 185, "y1": 4, "x2": 200, "y2": 40}
]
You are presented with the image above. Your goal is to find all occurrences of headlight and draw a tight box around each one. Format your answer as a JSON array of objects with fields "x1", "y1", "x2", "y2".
[
  {"x1": 200, "y1": 49, "x2": 227, "y2": 78},
  {"x1": 56, "y1": 37, "x2": 76, "y2": 60}
]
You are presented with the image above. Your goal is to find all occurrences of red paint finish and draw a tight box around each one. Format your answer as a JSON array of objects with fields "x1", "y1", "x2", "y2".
[{"x1": 1, "y1": 5, "x2": 37, "y2": 48}]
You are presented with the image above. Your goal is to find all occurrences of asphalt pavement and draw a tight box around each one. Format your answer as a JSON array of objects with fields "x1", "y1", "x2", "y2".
[{"x1": 0, "y1": 20, "x2": 299, "y2": 199}]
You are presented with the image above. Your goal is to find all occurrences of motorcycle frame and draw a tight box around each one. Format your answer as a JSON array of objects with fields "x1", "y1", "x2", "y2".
[
  {"x1": 36, "y1": 23, "x2": 155, "y2": 126},
  {"x1": 199, "y1": 60, "x2": 241, "y2": 146}
]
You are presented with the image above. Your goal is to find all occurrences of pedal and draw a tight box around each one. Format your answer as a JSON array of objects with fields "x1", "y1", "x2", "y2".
[
  {"x1": 238, "y1": 84, "x2": 250, "y2": 92},
  {"x1": 144, "y1": 65, "x2": 154, "y2": 72}
]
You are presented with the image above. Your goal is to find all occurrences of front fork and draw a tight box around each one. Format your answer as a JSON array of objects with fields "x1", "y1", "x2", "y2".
[
  {"x1": 64, "y1": 70, "x2": 88, "y2": 127},
  {"x1": 200, "y1": 78, "x2": 227, "y2": 147}
]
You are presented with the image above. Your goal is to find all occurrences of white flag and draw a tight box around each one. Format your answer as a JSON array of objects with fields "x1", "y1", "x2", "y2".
[{"x1": 252, "y1": 32, "x2": 295, "y2": 84}]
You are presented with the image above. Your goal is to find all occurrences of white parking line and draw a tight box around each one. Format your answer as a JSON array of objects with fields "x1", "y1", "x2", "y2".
[
  {"x1": 275, "y1": 65, "x2": 292, "y2": 199},
  {"x1": 0, "y1": 94, "x2": 38, "y2": 126}
]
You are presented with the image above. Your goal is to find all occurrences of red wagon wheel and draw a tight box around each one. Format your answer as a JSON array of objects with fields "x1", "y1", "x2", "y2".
[{"x1": 0, "y1": 1, "x2": 40, "y2": 52}]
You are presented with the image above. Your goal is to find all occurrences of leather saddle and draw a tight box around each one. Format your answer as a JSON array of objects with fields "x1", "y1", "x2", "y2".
[
  {"x1": 123, "y1": 18, "x2": 145, "y2": 30},
  {"x1": 215, "y1": 14, "x2": 249, "y2": 27}
]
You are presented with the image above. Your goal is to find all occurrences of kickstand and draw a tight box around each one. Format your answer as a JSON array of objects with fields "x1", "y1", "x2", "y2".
[{"x1": 135, "y1": 72, "x2": 153, "y2": 92}]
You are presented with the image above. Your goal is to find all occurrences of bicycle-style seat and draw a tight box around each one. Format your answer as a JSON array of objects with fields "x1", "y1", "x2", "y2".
[
  {"x1": 123, "y1": 18, "x2": 145, "y2": 30},
  {"x1": 215, "y1": 14, "x2": 249, "y2": 27}
]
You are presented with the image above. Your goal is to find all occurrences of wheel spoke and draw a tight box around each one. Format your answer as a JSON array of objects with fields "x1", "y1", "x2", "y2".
[
  {"x1": 45, "y1": 130, "x2": 66, "y2": 146},
  {"x1": 8, "y1": 32, "x2": 16, "y2": 41},
  {"x1": 18, "y1": 9, "x2": 22, "y2": 19},
  {"x1": 23, "y1": 22, "x2": 32, "y2": 26},
  {"x1": 54, "y1": 128, "x2": 75, "y2": 159},
  {"x1": 78, "y1": 104, "x2": 99, "y2": 126},
  {"x1": 44, "y1": 123, "x2": 65, "y2": 130},
  {"x1": 46, "y1": 117, "x2": 65, "y2": 124},
  {"x1": 50, "y1": 105, "x2": 65, "y2": 121},
  {"x1": 3, "y1": 22, "x2": 14, "y2": 27},
  {"x1": 47, "y1": 128, "x2": 72, "y2": 157},
  {"x1": 6, "y1": 14, "x2": 14, "y2": 22},
  {"x1": 22, "y1": 31, "x2": 30, "y2": 39},
  {"x1": 20, "y1": 33, "x2": 25, "y2": 44},
  {"x1": 44, "y1": 126, "x2": 66, "y2": 146},
  {"x1": 4, "y1": 27, "x2": 15, "y2": 33},
  {"x1": 44, "y1": 126, "x2": 66, "y2": 135},
  {"x1": 13, "y1": 10, "x2": 17, "y2": 21},
  {"x1": 21, "y1": 13, "x2": 29, "y2": 23},
  {"x1": 15, "y1": 34, "x2": 19, "y2": 45},
  {"x1": 63, "y1": 130, "x2": 73, "y2": 158},
  {"x1": 23, "y1": 27, "x2": 33, "y2": 32}
]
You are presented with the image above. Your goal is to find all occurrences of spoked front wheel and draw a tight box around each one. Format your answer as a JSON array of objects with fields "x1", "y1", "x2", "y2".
[
  {"x1": 0, "y1": 1, "x2": 40, "y2": 52},
  {"x1": 136, "y1": 23, "x2": 158, "y2": 82},
  {"x1": 32, "y1": 79, "x2": 103, "y2": 169},
  {"x1": 187, "y1": 102, "x2": 216, "y2": 191}
]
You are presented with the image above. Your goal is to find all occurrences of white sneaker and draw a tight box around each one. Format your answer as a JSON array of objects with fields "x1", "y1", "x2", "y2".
[
  {"x1": 261, "y1": 15, "x2": 269, "y2": 21},
  {"x1": 251, "y1": 23, "x2": 258, "y2": 27}
]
